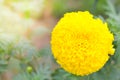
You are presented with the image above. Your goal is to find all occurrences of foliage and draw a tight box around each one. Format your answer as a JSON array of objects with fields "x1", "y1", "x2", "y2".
[
  {"x1": 52, "y1": 0, "x2": 106, "y2": 18},
  {"x1": 13, "y1": 64, "x2": 52, "y2": 80},
  {"x1": 52, "y1": 0, "x2": 82, "y2": 18},
  {"x1": 0, "y1": 33, "x2": 37, "y2": 73}
]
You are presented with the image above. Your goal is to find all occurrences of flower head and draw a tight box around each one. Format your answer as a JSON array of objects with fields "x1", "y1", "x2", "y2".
[{"x1": 51, "y1": 11, "x2": 115, "y2": 76}]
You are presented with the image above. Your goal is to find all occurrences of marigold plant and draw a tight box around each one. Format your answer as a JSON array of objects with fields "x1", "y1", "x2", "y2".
[{"x1": 51, "y1": 11, "x2": 115, "y2": 76}]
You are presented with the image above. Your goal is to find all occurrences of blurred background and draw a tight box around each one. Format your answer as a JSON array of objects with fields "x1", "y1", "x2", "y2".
[{"x1": 0, "y1": 0, "x2": 120, "y2": 80}]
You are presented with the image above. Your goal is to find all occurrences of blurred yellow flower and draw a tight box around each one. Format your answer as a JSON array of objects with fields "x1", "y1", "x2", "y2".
[{"x1": 51, "y1": 11, "x2": 115, "y2": 76}]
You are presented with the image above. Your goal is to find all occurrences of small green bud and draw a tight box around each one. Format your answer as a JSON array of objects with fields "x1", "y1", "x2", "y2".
[{"x1": 27, "y1": 66, "x2": 33, "y2": 73}]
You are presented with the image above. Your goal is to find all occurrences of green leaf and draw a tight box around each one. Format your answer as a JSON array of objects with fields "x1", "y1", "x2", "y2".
[
  {"x1": 0, "y1": 60, "x2": 8, "y2": 73},
  {"x1": 52, "y1": 68, "x2": 92, "y2": 80}
]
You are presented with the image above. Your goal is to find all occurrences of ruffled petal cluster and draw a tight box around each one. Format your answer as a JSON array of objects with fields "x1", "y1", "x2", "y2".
[{"x1": 51, "y1": 11, "x2": 115, "y2": 76}]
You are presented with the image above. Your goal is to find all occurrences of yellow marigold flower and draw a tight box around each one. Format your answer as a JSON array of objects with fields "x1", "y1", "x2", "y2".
[{"x1": 51, "y1": 11, "x2": 115, "y2": 76}]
